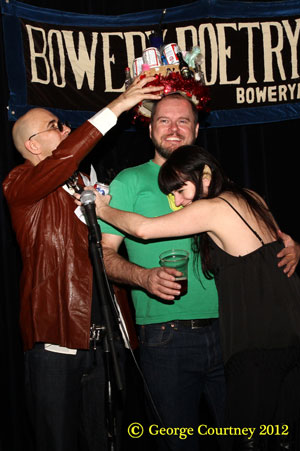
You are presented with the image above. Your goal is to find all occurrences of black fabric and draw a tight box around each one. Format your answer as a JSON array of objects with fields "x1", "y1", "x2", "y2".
[
  {"x1": 209, "y1": 237, "x2": 300, "y2": 449},
  {"x1": 224, "y1": 347, "x2": 300, "y2": 427},
  {"x1": 223, "y1": 348, "x2": 300, "y2": 450},
  {"x1": 210, "y1": 238, "x2": 300, "y2": 364},
  {"x1": 24, "y1": 341, "x2": 126, "y2": 451}
]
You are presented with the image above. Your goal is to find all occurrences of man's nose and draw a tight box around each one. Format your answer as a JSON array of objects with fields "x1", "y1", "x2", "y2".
[{"x1": 169, "y1": 121, "x2": 179, "y2": 132}]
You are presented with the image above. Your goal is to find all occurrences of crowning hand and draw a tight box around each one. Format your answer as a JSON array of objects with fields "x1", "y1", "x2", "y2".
[{"x1": 107, "y1": 75, "x2": 163, "y2": 117}]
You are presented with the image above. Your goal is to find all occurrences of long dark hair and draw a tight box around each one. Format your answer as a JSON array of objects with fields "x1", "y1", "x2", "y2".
[{"x1": 158, "y1": 145, "x2": 278, "y2": 279}]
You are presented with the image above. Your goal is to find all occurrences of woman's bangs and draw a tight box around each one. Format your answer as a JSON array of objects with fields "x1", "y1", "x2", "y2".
[{"x1": 159, "y1": 166, "x2": 186, "y2": 194}]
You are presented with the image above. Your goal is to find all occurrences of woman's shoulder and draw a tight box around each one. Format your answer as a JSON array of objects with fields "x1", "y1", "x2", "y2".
[{"x1": 217, "y1": 190, "x2": 268, "y2": 209}]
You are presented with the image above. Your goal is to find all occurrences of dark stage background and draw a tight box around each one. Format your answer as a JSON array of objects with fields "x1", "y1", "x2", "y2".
[{"x1": 1, "y1": 1, "x2": 300, "y2": 450}]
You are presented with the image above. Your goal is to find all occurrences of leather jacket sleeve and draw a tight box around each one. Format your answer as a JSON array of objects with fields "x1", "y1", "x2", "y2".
[{"x1": 4, "y1": 121, "x2": 102, "y2": 206}]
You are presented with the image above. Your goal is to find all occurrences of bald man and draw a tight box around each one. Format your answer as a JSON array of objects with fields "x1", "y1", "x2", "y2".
[{"x1": 3, "y1": 78, "x2": 162, "y2": 451}]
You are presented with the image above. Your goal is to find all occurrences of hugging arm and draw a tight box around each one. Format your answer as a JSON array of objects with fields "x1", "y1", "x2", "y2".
[
  {"x1": 277, "y1": 230, "x2": 300, "y2": 277},
  {"x1": 96, "y1": 195, "x2": 211, "y2": 240},
  {"x1": 101, "y1": 233, "x2": 182, "y2": 301}
]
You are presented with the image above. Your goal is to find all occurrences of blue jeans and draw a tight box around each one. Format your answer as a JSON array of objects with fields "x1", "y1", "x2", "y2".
[
  {"x1": 24, "y1": 340, "x2": 125, "y2": 451},
  {"x1": 137, "y1": 319, "x2": 225, "y2": 451}
]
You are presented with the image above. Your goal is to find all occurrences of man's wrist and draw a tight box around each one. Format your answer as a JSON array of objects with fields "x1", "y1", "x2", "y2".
[
  {"x1": 97, "y1": 204, "x2": 107, "y2": 219},
  {"x1": 106, "y1": 95, "x2": 127, "y2": 118},
  {"x1": 135, "y1": 266, "x2": 149, "y2": 289}
]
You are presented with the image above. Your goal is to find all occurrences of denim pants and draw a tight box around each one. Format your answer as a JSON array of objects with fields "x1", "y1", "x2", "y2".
[
  {"x1": 24, "y1": 340, "x2": 125, "y2": 451},
  {"x1": 137, "y1": 319, "x2": 226, "y2": 451}
]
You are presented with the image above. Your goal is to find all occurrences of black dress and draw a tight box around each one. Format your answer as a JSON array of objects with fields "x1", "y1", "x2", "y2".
[{"x1": 208, "y1": 198, "x2": 300, "y2": 447}]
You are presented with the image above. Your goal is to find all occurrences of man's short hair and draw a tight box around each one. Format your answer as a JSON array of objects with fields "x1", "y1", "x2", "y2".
[{"x1": 150, "y1": 92, "x2": 199, "y2": 126}]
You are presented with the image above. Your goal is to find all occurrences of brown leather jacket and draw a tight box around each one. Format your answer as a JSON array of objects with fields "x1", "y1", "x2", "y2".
[{"x1": 3, "y1": 121, "x2": 103, "y2": 350}]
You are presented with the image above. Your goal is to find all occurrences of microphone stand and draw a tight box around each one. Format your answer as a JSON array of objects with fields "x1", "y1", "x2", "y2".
[{"x1": 85, "y1": 208, "x2": 123, "y2": 451}]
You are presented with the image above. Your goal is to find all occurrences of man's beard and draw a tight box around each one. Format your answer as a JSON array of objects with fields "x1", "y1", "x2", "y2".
[{"x1": 152, "y1": 134, "x2": 196, "y2": 160}]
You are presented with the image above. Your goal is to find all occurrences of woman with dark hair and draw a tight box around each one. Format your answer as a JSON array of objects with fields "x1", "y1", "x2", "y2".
[{"x1": 92, "y1": 145, "x2": 300, "y2": 450}]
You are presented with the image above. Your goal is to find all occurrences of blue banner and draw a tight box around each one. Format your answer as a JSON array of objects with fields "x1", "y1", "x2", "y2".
[{"x1": 1, "y1": 0, "x2": 300, "y2": 128}]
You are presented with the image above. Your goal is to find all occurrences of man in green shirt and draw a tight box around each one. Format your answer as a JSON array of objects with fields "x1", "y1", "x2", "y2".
[
  {"x1": 99, "y1": 93, "x2": 221, "y2": 451},
  {"x1": 99, "y1": 93, "x2": 299, "y2": 451}
]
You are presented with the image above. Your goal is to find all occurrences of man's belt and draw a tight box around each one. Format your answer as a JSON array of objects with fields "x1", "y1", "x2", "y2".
[{"x1": 171, "y1": 318, "x2": 216, "y2": 329}]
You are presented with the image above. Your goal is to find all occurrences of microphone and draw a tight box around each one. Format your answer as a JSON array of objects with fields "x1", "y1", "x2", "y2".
[{"x1": 80, "y1": 190, "x2": 102, "y2": 243}]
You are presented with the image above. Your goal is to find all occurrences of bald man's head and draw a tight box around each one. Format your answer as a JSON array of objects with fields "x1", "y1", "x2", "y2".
[
  {"x1": 12, "y1": 108, "x2": 48, "y2": 158},
  {"x1": 12, "y1": 108, "x2": 71, "y2": 165}
]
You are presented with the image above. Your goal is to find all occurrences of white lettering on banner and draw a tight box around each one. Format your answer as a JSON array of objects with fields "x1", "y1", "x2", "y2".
[
  {"x1": 25, "y1": 18, "x2": 300, "y2": 107},
  {"x1": 102, "y1": 32, "x2": 124, "y2": 92},
  {"x1": 261, "y1": 22, "x2": 286, "y2": 82},
  {"x1": 216, "y1": 23, "x2": 240, "y2": 85},
  {"x1": 238, "y1": 22, "x2": 260, "y2": 84},
  {"x1": 198, "y1": 23, "x2": 218, "y2": 85},
  {"x1": 27, "y1": 25, "x2": 99, "y2": 89},
  {"x1": 62, "y1": 31, "x2": 98, "y2": 90},
  {"x1": 282, "y1": 19, "x2": 300, "y2": 79},
  {"x1": 123, "y1": 30, "x2": 162, "y2": 75},
  {"x1": 26, "y1": 25, "x2": 50, "y2": 84},
  {"x1": 48, "y1": 30, "x2": 66, "y2": 87},
  {"x1": 176, "y1": 25, "x2": 198, "y2": 51},
  {"x1": 236, "y1": 83, "x2": 300, "y2": 104},
  {"x1": 124, "y1": 31, "x2": 147, "y2": 73}
]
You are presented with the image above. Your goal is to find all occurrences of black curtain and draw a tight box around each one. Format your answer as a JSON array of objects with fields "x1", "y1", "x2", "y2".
[{"x1": 1, "y1": 1, "x2": 300, "y2": 450}]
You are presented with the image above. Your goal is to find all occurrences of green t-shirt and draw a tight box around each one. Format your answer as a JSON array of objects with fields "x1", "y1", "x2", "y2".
[{"x1": 99, "y1": 160, "x2": 219, "y2": 324}]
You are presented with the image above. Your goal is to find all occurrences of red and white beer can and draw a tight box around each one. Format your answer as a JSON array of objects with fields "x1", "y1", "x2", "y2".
[
  {"x1": 162, "y1": 43, "x2": 179, "y2": 65},
  {"x1": 132, "y1": 57, "x2": 144, "y2": 76},
  {"x1": 142, "y1": 47, "x2": 162, "y2": 68},
  {"x1": 94, "y1": 183, "x2": 109, "y2": 195}
]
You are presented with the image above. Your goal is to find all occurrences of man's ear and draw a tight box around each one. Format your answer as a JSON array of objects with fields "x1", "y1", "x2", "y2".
[
  {"x1": 24, "y1": 139, "x2": 41, "y2": 156},
  {"x1": 149, "y1": 123, "x2": 152, "y2": 139}
]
